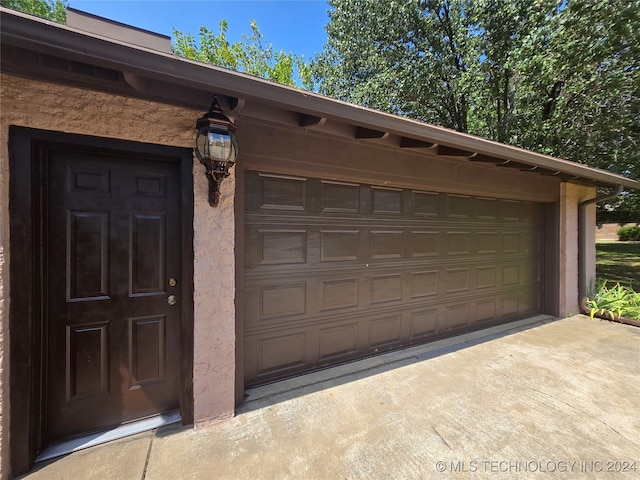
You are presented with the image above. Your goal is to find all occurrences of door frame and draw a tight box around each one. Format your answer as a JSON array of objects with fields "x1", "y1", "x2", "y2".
[{"x1": 8, "y1": 126, "x2": 195, "y2": 475}]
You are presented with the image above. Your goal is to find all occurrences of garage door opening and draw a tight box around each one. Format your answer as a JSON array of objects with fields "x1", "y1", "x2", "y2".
[{"x1": 243, "y1": 171, "x2": 544, "y2": 386}]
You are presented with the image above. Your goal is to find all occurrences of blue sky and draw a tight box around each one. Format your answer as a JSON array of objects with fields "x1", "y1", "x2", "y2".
[{"x1": 70, "y1": 0, "x2": 331, "y2": 61}]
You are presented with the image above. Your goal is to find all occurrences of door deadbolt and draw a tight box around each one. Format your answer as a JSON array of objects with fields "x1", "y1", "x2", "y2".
[
  {"x1": 167, "y1": 295, "x2": 177, "y2": 306},
  {"x1": 168, "y1": 278, "x2": 177, "y2": 287}
]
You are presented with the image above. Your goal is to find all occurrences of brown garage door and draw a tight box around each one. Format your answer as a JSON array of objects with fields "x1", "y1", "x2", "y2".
[{"x1": 244, "y1": 171, "x2": 544, "y2": 386}]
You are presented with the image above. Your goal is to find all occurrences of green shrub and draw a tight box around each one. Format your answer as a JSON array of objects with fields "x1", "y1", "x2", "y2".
[
  {"x1": 617, "y1": 226, "x2": 640, "y2": 241},
  {"x1": 586, "y1": 281, "x2": 640, "y2": 320},
  {"x1": 624, "y1": 301, "x2": 640, "y2": 320}
]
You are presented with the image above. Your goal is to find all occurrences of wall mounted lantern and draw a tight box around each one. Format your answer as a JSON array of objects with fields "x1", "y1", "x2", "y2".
[{"x1": 195, "y1": 97, "x2": 239, "y2": 207}]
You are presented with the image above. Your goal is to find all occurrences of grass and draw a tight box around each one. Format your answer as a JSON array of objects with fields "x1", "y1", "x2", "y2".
[{"x1": 596, "y1": 242, "x2": 640, "y2": 291}]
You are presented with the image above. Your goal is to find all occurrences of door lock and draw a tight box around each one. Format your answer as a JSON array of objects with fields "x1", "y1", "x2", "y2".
[
  {"x1": 167, "y1": 295, "x2": 177, "y2": 306},
  {"x1": 168, "y1": 278, "x2": 177, "y2": 287}
]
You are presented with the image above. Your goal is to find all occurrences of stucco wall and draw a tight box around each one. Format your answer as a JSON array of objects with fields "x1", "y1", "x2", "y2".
[
  {"x1": 559, "y1": 182, "x2": 597, "y2": 316},
  {"x1": 0, "y1": 74, "x2": 236, "y2": 477},
  {"x1": 192, "y1": 165, "x2": 236, "y2": 426}
]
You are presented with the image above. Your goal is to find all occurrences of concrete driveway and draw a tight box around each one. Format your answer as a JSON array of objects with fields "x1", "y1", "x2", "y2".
[{"x1": 21, "y1": 315, "x2": 640, "y2": 479}]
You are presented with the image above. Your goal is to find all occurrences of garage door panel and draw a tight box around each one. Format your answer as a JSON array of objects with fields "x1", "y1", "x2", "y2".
[
  {"x1": 258, "y1": 174, "x2": 307, "y2": 211},
  {"x1": 321, "y1": 180, "x2": 361, "y2": 213},
  {"x1": 409, "y1": 309, "x2": 439, "y2": 339},
  {"x1": 517, "y1": 289, "x2": 543, "y2": 316},
  {"x1": 413, "y1": 191, "x2": 441, "y2": 217},
  {"x1": 245, "y1": 267, "x2": 541, "y2": 322},
  {"x1": 503, "y1": 232, "x2": 521, "y2": 253},
  {"x1": 444, "y1": 303, "x2": 471, "y2": 330},
  {"x1": 370, "y1": 230, "x2": 404, "y2": 259},
  {"x1": 502, "y1": 265, "x2": 520, "y2": 286},
  {"x1": 252, "y1": 332, "x2": 308, "y2": 379},
  {"x1": 502, "y1": 200, "x2": 522, "y2": 221},
  {"x1": 244, "y1": 288, "x2": 541, "y2": 382},
  {"x1": 445, "y1": 268, "x2": 470, "y2": 293},
  {"x1": 244, "y1": 171, "x2": 544, "y2": 386},
  {"x1": 411, "y1": 270, "x2": 440, "y2": 298},
  {"x1": 476, "y1": 197, "x2": 498, "y2": 219},
  {"x1": 447, "y1": 194, "x2": 471, "y2": 218},
  {"x1": 247, "y1": 177, "x2": 544, "y2": 226},
  {"x1": 245, "y1": 261, "x2": 540, "y2": 327},
  {"x1": 501, "y1": 295, "x2": 520, "y2": 317},
  {"x1": 447, "y1": 232, "x2": 472, "y2": 255},
  {"x1": 259, "y1": 283, "x2": 307, "y2": 319},
  {"x1": 476, "y1": 266, "x2": 497, "y2": 289},
  {"x1": 320, "y1": 279, "x2": 359, "y2": 311},
  {"x1": 370, "y1": 274, "x2": 403, "y2": 304},
  {"x1": 318, "y1": 323, "x2": 359, "y2": 361},
  {"x1": 372, "y1": 187, "x2": 403, "y2": 215},
  {"x1": 475, "y1": 299, "x2": 497, "y2": 323},
  {"x1": 247, "y1": 226, "x2": 542, "y2": 267},
  {"x1": 320, "y1": 230, "x2": 360, "y2": 262},
  {"x1": 477, "y1": 232, "x2": 499, "y2": 254},
  {"x1": 258, "y1": 229, "x2": 307, "y2": 265},
  {"x1": 410, "y1": 230, "x2": 440, "y2": 257},
  {"x1": 369, "y1": 316, "x2": 403, "y2": 350}
]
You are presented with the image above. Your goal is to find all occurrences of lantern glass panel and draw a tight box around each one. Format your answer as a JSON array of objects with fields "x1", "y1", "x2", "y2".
[{"x1": 196, "y1": 128, "x2": 237, "y2": 163}]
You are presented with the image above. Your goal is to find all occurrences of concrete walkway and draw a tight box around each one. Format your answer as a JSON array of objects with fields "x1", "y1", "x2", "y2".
[{"x1": 20, "y1": 315, "x2": 640, "y2": 479}]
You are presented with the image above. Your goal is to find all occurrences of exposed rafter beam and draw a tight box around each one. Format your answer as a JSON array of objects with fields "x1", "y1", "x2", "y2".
[
  {"x1": 299, "y1": 113, "x2": 326, "y2": 127},
  {"x1": 436, "y1": 145, "x2": 475, "y2": 156},
  {"x1": 557, "y1": 173, "x2": 583, "y2": 182},
  {"x1": 399, "y1": 137, "x2": 436, "y2": 149},
  {"x1": 123, "y1": 72, "x2": 145, "y2": 91},
  {"x1": 469, "y1": 153, "x2": 501, "y2": 163},
  {"x1": 230, "y1": 96, "x2": 245, "y2": 113},
  {"x1": 355, "y1": 127, "x2": 389, "y2": 140},
  {"x1": 497, "y1": 160, "x2": 536, "y2": 169}
]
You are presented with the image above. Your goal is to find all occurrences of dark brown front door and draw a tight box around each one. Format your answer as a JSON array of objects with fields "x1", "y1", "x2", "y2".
[{"x1": 45, "y1": 148, "x2": 181, "y2": 443}]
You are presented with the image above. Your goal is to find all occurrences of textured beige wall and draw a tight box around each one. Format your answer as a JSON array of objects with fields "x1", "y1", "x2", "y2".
[
  {"x1": 559, "y1": 183, "x2": 597, "y2": 316},
  {"x1": 0, "y1": 74, "x2": 236, "y2": 477},
  {"x1": 192, "y1": 170, "x2": 236, "y2": 426}
]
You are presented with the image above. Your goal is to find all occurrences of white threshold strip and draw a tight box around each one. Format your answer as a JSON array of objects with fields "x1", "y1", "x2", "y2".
[{"x1": 36, "y1": 410, "x2": 180, "y2": 463}]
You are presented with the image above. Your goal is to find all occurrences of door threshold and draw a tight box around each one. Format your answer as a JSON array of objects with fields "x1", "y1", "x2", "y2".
[{"x1": 36, "y1": 410, "x2": 180, "y2": 463}]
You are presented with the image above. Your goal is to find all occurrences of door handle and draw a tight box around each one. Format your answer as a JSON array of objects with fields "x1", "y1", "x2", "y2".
[{"x1": 167, "y1": 295, "x2": 177, "y2": 306}]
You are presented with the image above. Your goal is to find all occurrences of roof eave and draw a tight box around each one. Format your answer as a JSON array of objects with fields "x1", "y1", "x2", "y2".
[{"x1": 2, "y1": 8, "x2": 639, "y2": 191}]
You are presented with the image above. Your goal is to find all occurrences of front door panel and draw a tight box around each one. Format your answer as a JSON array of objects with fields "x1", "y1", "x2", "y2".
[{"x1": 46, "y1": 148, "x2": 181, "y2": 442}]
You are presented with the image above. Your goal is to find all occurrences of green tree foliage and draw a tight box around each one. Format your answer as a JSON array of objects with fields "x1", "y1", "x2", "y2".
[
  {"x1": 515, "y1": 0, "x2": 640, "y2": 222},
  {"x1": 173, "y1": 20, "x2": 312, "y2": 89},
  {"x1": 1, "y1": 0, "x2": 67, "y2": 22},
  {"x1": 313, "y1": 0, "x2": 640, "y2": 220},
  {"x1": 313, "y1": 0, "x2": 475, "y2": 130}
]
